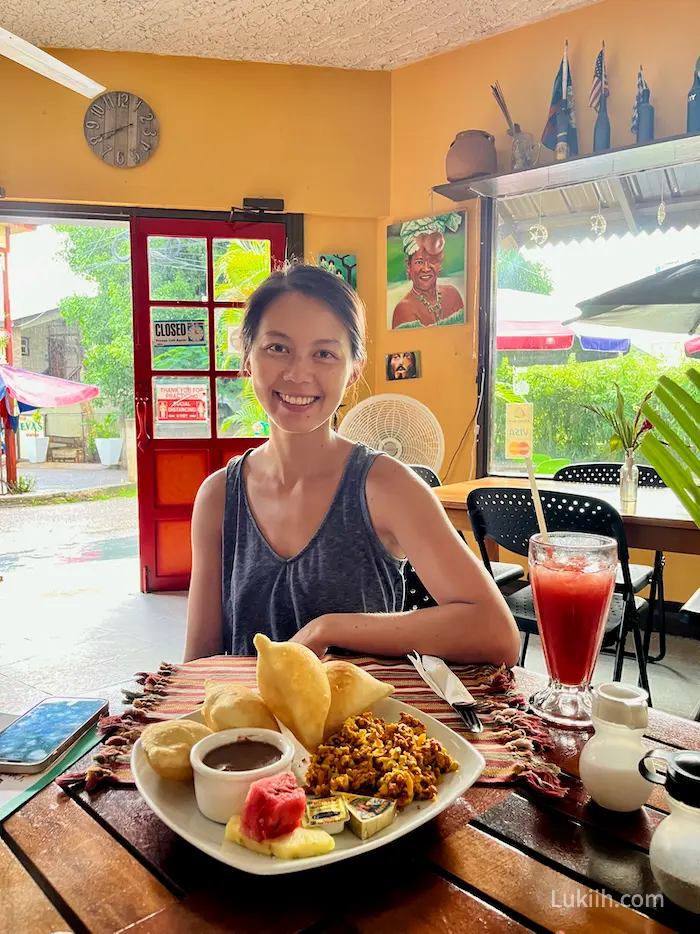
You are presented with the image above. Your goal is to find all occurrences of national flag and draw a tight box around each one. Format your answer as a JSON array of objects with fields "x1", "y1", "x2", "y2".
[
  {"x1": 589, "y1": 47, "x2": 608, "y2": 112},
  {"x1": 542, "y1": 43, "x2": 578, "y2": 154},
  {"x1": 632, "y1": 65, "x2": 649, "y2": 134}
]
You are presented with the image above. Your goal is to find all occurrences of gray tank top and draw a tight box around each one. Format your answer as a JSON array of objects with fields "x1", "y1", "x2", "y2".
[{"x1": 222, "y1": 444, "x2": 405, "y2": 655}]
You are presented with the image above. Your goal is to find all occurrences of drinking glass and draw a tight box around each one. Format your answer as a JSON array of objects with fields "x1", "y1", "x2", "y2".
[{"x1": 528, "y1": 532, "x2": 617, "y2": 728}]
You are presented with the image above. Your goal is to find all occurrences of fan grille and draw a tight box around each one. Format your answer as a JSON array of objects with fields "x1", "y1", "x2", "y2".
[{"x1": 338, "y1": 394, "x2": 444, "y2": 471}]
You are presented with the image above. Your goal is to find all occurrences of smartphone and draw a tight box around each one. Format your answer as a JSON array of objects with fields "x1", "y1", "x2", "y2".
[{"x1": 0, "y1": 696, "x2": 108, "y2": 774}]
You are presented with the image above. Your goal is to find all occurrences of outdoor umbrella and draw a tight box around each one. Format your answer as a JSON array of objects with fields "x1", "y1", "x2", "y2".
[
  {"x1": 571, "y1": 260, "x2": 700, "y2": 333},
  {"x1": 0, "y1": 364, "x2": 99, "y2": 430},
  {"x1": 496, "y1": 289, "x2": 630, "y2": 365}
]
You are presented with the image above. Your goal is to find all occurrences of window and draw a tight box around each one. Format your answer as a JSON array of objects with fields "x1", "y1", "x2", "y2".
[
  {"x1": 21, "y1": 336, "x2": 30, "y2": 355},
  {"x1": 485, "y1": 182, "x2": 700, "y2": 476}
]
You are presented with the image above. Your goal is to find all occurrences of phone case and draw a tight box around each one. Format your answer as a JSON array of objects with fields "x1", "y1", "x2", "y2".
[{"x1": 0, "y1": 697, "x2": 108, "y2": 774}]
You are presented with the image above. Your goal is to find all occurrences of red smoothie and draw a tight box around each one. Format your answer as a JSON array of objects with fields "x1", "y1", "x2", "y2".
[{"x1": 530, "y1": 559, "x2": 616, "y2": 686}]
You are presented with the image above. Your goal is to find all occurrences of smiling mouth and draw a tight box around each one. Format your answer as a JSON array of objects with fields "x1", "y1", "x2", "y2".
[{"x1": 275, "y1": 391, "x2": 319, "y2": 408}]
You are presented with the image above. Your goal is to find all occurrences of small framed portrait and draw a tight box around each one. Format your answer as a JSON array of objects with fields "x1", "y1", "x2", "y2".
[{"x1": 386, "y1": 350, "x2": 421, "y2": 381}]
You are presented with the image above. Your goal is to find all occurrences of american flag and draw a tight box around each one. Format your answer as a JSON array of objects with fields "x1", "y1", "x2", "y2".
[
  {"x1": 588, "y1": 47, "x2": 608, "y2": 111},
  {"x1": 632, "y1": 66, "x2": 649, "y2": 133}
]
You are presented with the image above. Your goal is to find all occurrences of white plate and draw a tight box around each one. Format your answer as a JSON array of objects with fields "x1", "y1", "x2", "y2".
[{"x1": 132, "y1": 697, "x2": 485, "y2": 875}]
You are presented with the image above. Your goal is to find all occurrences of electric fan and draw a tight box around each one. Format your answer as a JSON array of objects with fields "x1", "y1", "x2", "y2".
[{"x1": 338, "y1": 394, "x2": 445, "y2": 472}]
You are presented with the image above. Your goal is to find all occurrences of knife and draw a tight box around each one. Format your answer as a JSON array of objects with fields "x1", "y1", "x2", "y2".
[{"x1": 420, "y1": 655, "x2": 483, "y2": 733}]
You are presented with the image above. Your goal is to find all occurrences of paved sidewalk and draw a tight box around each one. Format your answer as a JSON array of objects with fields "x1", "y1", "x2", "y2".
[
  {"x1": 16, "y1": 463, "x2": 130, "y2": 492},
  {"x1": 0, "y1": 496, "x2": 138, "y2": 573}
]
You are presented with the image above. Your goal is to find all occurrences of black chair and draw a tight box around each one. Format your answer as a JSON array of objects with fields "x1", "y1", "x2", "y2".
[
  {"x1": 406, "y1": 464, "x2": 523, "y2": 592},
  {"x1": 467, "y1": 487, "x2": 651, "y2": 697},
  {"x1": 553, "y1": 463, "x2": 667, "y2": 663}
]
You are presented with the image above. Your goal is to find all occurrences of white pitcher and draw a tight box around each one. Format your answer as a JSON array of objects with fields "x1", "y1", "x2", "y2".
[{"x1": 579, "y1": 682, "x2": 650, "y2": 812}]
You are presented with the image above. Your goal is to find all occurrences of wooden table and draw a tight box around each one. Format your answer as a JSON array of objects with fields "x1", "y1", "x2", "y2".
[
  {"x1": 2, "y1": 667, "x2": 699, "y2": 933},
  {"x1": 435, "y1": 477, "x2": 700, "y2": 557}
]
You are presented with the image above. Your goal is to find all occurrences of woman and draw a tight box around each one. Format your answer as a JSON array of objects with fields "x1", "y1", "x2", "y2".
[
  {"x1": 185, "y1": 265, "x2": 519, "y2": 666},
  {"x1": 391, "y1": 214, "x2": 465, "y2": 330}
]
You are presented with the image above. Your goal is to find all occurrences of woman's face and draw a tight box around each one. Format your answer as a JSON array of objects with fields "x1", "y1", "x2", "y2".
[
  {"x1": 406, "y1": 246, "x2": 443, "y2": 293},
  {"x1": 247, "y1": 292, "x2": 357, "y2": 434}
]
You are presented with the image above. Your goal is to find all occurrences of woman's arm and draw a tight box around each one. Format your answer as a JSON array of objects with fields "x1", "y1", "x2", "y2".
[
  {"x1": 184, "y1": 469, "x2": 226, "y2": 662},
  {"x1": 291, "y1": 459, "x2": 520, "y2": 666}
]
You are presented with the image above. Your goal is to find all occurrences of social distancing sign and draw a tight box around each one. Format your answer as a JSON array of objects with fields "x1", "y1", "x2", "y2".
[
  {"x1": 155, "y1": 384, "x2": 208, "y2": 422},
  {"x1": 505, "y1": 403, "x2": 533, "y2": 459}
]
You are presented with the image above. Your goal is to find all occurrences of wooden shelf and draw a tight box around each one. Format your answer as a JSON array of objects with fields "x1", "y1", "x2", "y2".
[{"x1": 432, "y1": 132, "x2": 700, "y2": 202}]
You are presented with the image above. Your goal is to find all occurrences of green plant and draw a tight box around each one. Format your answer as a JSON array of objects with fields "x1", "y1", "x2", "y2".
[
  {"x1": 219, "y1": 379, "x2": 268, "y2": 437},
  {"x1": 496, "y1": 249, "x2": 554, "y2": 295},
  {"x1": 641, "y1": 370, "x2": 700, "y2": 526},
  {"x1": 8, "y1": 474, "x2": 37, "y2": 494},
  {"x1": 90, "y1": 413, "x2": 121, "y2": 440},
  {"x1": 584, "y1": 384, "x2": 654, "y2": 453}
]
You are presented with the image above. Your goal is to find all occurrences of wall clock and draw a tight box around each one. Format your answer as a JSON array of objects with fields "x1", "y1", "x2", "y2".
[{"x1": 84, "y1": 91, "x2": 159, "y2": 168}]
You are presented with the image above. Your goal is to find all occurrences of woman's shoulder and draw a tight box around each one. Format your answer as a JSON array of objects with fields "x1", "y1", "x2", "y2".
[
  {"x1": 439, "y1": 283, "x2": 464, "y2": 307},
  {"x1": 365, "y1": 453, "x2": 427, "y2": 501},
  {"x1": 193, "y1": 466, "x2": 227, "y2": 511}
]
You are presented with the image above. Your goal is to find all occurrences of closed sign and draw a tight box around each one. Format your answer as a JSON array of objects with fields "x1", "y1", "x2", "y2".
[{"x1": 152, "y1": 319, "x2": 206, "y2": 347}]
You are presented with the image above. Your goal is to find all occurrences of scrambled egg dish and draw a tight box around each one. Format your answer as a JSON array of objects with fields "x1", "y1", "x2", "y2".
[{"x1": 306, "y1": 711, "x2": 458, "y2": 807}]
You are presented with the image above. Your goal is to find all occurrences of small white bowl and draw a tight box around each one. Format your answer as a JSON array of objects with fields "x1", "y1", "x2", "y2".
[{"x1": 190, "y1": 728, "x2": 294, "y2": 824}]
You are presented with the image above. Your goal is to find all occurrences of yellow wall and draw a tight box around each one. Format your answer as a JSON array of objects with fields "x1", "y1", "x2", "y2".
[
  {"x1": 0, "y1": 49, "x2": 390, "y2": 216},
  {"x1": 388, "y1": 0, "x2": 700, "y2": 600},
  {"x1": 0, "y1": 48, "x2": 391, "y2": 389}
]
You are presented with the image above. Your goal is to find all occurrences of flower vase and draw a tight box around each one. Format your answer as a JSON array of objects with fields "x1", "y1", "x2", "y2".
[{"x1": 620, "y1": 450, "x2": 639, "y2": 510}]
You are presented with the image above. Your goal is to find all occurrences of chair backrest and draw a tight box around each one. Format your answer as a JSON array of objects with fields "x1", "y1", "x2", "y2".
[
  {"x1": 554, "y1": 462, "x2": 665, "y2": 488},
  {"x1": 403, "y1": 466, "x2": 441, "y2": 610},
  {"x1": 467, "y1": 487, "x2": 634, "y2": 593},
  {"x1": 409, "y1": 464, "x2": 441, "y2": 488}
]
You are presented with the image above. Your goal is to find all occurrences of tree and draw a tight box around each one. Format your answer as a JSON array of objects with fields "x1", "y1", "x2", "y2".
[
  {"x1": 492, "y1": 351, "x2": 700, "y2": 470},
  {"x1": 497, "y1": 249, "x2": 554, "y2": 295}
]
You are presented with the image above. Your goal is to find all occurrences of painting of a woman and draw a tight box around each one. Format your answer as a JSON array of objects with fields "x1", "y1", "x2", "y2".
[{"x1": 387, "y1": 213, "x2": 466, "y2": 330}]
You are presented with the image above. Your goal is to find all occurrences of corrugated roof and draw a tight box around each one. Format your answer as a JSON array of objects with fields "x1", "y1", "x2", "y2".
[{"x1": 498, "y1": 163, "x2": 700, "y2": 249}]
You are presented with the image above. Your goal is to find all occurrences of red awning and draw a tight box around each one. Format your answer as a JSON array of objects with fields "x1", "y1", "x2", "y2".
[
  {"x1": 0, "y1": 364, "x2": 100, "y2": 408},
  {"x1": 496, "y1": 320, "x2": 576, "y2": 351},
  {"x1": 685, "y1": 336, "x2": 700, "y2": 358}
]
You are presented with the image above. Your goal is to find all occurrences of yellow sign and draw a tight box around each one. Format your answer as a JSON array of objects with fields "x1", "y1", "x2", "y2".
[{"x1": 505, "y1": 403, "x2": 533, "y2": 459}]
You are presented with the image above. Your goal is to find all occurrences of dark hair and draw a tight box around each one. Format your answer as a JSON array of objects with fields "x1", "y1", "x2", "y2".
[{"x1": 241, "y1": 264, "x2": 366, "y2": 366}]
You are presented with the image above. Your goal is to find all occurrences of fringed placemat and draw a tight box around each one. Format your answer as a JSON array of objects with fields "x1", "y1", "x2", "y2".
[{"x1": 57, "y1": 656, "x2": 566, "y2": 798}]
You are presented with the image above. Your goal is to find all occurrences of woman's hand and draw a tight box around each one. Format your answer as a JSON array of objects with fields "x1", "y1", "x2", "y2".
[{"x1": 289, "y1": 615, "x2": 333, "y2": 656}]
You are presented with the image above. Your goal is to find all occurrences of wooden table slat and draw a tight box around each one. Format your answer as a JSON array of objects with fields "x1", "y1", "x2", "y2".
[
  {"x1": 3, "y1": 786, "x2": 177, "y2": 934},
  {"x1": 474, "y1": 792, "x2": 695, "y2": 930},
  {"x1": 431, "y1": 823, "x2": 676, "y2": 933},
  {"x1": 0, "y1": 836, "x2": 74, "y2": 934},
  {"x1": 537, "y1": 780, "x2": 666, "y2": 850}
]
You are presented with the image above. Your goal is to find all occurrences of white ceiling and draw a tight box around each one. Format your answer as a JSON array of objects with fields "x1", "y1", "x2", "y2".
[{"x1": 1, "y1": 0, "x2": 597, "y2": 71}]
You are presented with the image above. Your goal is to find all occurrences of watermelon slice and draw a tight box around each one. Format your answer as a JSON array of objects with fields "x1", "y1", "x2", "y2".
[{"x1": 240, "y1": 771, "x2": 306, "y2": 842}]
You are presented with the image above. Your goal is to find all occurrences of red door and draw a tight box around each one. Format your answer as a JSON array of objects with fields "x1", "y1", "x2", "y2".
[{"x1": 130, "y1": 216, "x2": 287, "y2": 592}]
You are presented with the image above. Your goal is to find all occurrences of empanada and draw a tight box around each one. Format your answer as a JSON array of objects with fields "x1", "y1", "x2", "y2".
[
  {"x1": 323, "y1": 661, "x2": 395, "y2": 739},
  {"x1": 141, "y1": 719, "x2": 212, "y2": 781},
  {"x1": 253, "y1": 633, "x2": 331, "y2": 752},
  {"x1": 202, "y1": 681, "x2": 279, "y2": 733}
]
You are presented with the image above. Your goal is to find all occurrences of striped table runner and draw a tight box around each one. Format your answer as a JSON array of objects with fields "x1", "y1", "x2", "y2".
[{"x1": 57, "y1": 656, "x2": 566, "y2": 798}]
